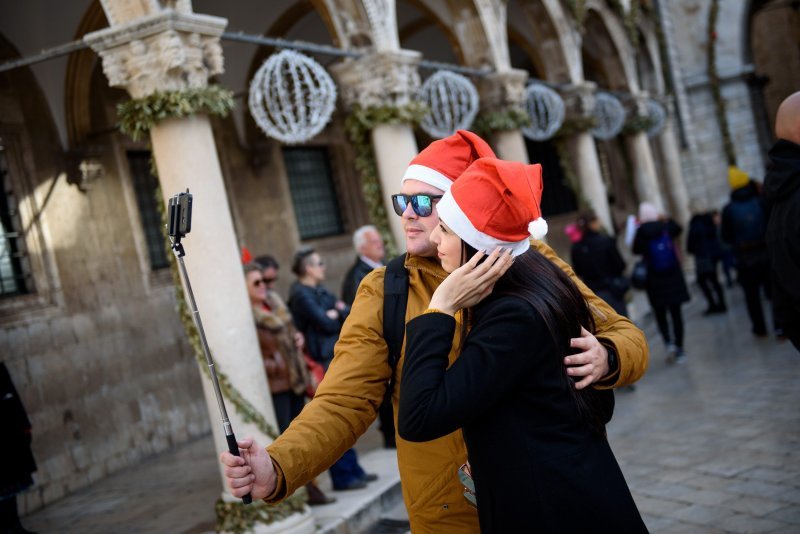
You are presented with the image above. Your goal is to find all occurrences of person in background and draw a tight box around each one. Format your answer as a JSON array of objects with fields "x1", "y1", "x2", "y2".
[
  {"x1": 243, "y1": 259, "x2": 335, "y2": 506},
  {"x1": 0, "y1": 362, "x2": 37, "y2": 534},
  {"x1": 764, "y1": 91, "x2": 800, "y2": 350},
  {"x1": 288, "y1": 247, "x2": 377, "y2": 492},
  {"x1": 341, "y1": 225, "x2": 385, "y2": 306},
  {"x1": 721, "y1": 167, "x2": 773, "y2": 338},
  {"x1": 571, "y1": 211, "x2": 629, "y2": 317},
  {"x1": 713, "y1": 210, "x2": 736, "y2": 288},
  {"x1": 633, "y1": 202, "x2": 690, "y2": 362},
  {"x1": 687, "y1": 203, "x2": 727, "y2": 315},
  {"x1": 340, "y1": 226, "x2": 396, "y2": 448}
]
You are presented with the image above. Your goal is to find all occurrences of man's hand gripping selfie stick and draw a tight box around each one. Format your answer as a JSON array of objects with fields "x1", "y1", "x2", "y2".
[{"x1": 167, "y1": 189, "x2": 252, "y2": 505}]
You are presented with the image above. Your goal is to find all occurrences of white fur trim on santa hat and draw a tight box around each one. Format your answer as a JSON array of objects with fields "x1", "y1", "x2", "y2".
[
  {"x1": 437, "y1": 193, "x2": 531, "y2": 257},
  {"x1": 402, "y1": 164, "x2": 454, "y2": 191},
  {"x1": 528, "y1": 217, "x2": 548, "y2": 240}
]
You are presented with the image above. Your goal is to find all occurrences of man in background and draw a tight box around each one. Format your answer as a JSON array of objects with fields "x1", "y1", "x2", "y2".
[
  {"x1": 764, "y1": 91, "x2": 800, "y2": 350},
  {"x1": 341, "y1": 225, "x2": 385, "y2": 306}
]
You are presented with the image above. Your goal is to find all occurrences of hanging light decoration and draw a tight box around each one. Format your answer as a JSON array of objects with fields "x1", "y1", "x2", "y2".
[
  {"x1": 418, "y1": 70, "x2": 480, "y2": 139},
  {"x1": 591, "y1": 92, "x2": 626, "y2": 140},
  {"x1": 646, "y1": 99, "x2": 666, "y2": 137},
  {"x1": 248, "y1": 50, "x2": 337, "y2": 144},
  {"x1": 522, "y1": 83, "x2": 565, "y2": 141}
]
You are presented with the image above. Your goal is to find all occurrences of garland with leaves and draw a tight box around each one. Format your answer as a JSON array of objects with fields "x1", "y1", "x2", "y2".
[
  {"x1": 118, "y1": 85, "x2": 234, "y2": 141},
  {"x1": 622, "y1": 112, "x2": 657, "y2": 135},
  {"x1": 471, "y1": 107, "x2": 531, "y2": 139},
  {"x1": 344, "y1": 102, "x2": 429, "y2": 257},
  {"x1": 706, "y1": 0, "x2": 736, "y2": 165},
  {"x1": 215, "y1": 490, "x2": 308, "y2": 534},
  {"x1": 117, "y1": 86, "x2": 308, "y2": 529}
]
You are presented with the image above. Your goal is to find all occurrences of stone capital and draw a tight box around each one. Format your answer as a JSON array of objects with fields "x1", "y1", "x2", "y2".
[
  {"x1": 621, "y1": 91, "x2": 651, "y2": 121},
  {"x1": 557, "y1": 82, "x2": 598, "y2": 121},
  {"x1": 330, "y1": 49, "x2": 421, "y2": 108},
  {"x1": 84, "y1": 10, "x2": 227, "y2": 99},
  {"x1": 476, "y1": 69, "x2": 528, "y2": 113}
]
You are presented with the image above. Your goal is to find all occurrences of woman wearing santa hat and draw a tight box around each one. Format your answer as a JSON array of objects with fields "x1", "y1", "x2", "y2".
[{"x1": 397, "y1": 157, "x2": 645, "y2": 532}]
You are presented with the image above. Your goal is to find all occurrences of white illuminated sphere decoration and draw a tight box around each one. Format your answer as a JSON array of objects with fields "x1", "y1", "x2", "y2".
[
  {"x1": 522, "y1": 83, "x2": 565, "y2": 141},
  {"x1": 248, "y1": 50, "x2": 337, "y2": 144},
  {"x1": 418, "y1": 70, "x2": 480, "y2": 139},
  {"x1": 646, "y1": 99, "x2": 666, "y2": 137},
  {"x1": 591, "y1": 92, "x2": 626, "y2": 140}
]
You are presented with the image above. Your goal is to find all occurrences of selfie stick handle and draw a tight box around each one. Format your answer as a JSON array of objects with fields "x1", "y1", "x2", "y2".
[{"x1": 172, "y1": 243, "x2": 252, "y2": 505}]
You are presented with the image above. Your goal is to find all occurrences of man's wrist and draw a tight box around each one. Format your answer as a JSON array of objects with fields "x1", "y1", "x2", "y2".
[{"x1": 603, "y1": 343, "x2": 619, "y2": 378}]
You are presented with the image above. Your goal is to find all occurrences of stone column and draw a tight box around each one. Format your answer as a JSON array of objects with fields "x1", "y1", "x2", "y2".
[
  {"x1": 623, "y1": 95, "x2": 666, "y2": 212},
  {"x1": 656, "y1": 106, "x2": 691, "y2": 225},
  {"x1": 331, "y1": 50, "x2": 422, "y2": 250},
  {"x1": 477, "y1": 70, "x2": 530, "y2": 163},
  {"x1": 85, "y1": 7, "x2": 313, "y2": 533},
  {"x1": 559, "y1": 83, "x2": 614, "y2": 232}
]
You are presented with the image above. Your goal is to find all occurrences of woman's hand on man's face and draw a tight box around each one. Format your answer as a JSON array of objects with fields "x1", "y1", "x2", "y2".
[{"x1": 428, "y1": 247, "x2": 514, "y2": 315}]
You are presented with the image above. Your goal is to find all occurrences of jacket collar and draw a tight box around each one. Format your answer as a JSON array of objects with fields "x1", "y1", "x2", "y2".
[{"x1": 404, "y1": 254, "x2": 448, "y2": 280}]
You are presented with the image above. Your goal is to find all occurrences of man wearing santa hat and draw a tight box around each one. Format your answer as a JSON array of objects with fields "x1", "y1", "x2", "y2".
[{"x1": 222, "y1": 131, "x2": 648, "y2": 532}]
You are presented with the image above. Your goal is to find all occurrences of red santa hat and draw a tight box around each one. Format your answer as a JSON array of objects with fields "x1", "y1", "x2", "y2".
[
  {"x1": 402, "y1": 130, "x2": 495, "y2": 191},
  {"x1": 437, "y1": 157, "x2": 547, "y2": 257}
]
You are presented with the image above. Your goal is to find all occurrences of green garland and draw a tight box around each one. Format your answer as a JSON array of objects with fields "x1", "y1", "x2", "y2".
[
  {"x1": 622, "y1": 112, "x2": 657, "y2": 135},
  {"x1": 554, "y1": 116, "x2": 598, "y2": 138},
  {"x1": 607, "y1": 0, "x2": 641, "y2": 47},
  {"x1": 706, "y1": 0, "x2": 736, "y2": 165},
  {"x1": 215, "y1": 490, "x2": 308, "y2": 534},
  {"x1": 118, "y1": 85, "x2": 234, "y2": 141},
  {"x1": 344, "y1": 102, "x2": 429, "y2": 257},
  {"x1": 471, "y1": 107, "x2": 530, "y2": 139}
]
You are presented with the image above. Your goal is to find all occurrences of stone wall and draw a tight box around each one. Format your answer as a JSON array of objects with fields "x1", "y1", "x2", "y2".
[{"x1": 663, "y1": 0, "x2": 767, "y2": 211}]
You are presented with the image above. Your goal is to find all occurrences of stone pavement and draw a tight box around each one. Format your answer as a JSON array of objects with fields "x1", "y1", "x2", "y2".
[{"x1": 23, "y1": 285, "x2": 800, "y2": 533}]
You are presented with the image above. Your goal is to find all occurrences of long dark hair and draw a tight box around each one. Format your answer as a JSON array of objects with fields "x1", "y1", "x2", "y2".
[{"x1": 461, "y1": 242, "x2": 607, "y2": 434}]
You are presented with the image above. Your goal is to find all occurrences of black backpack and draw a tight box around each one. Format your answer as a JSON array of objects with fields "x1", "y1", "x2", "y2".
[{"x1": 383, "y1": 254, "x2": 409, "y2": 394}]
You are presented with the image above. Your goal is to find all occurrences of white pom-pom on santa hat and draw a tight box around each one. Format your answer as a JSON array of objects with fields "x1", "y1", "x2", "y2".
[{"x1": 528, "y1": 217, "x2": 548, "y2": 240}]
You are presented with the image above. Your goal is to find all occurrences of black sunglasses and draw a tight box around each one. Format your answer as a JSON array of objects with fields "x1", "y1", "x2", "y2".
[{"x1": 391, "y1": 194, "x2": 443, "y2": 217}]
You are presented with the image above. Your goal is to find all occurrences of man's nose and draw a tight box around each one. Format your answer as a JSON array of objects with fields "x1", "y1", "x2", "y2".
[{"x1": 402, "y1": 202, "x2": 417, "y2": 220}]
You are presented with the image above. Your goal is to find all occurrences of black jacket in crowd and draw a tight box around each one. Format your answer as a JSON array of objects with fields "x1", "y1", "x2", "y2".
[
  {"x1": 0, "y1": 362, "x2": 37, "y2": 498},
  {"x1": 764, "y1": 139, "x2": 800, "y2": 343},
  {"x1": 288, "y1": 282, "x2": 349, "y2": 368},
  {"x1": 340, "y1": 257, "x2": 377, "y2": 306},
  {"x1": 721, "y1": 181, "x2": 769, "y2": 268},
  {"x1": 687, "y1": 213, "x2": 722, "y2": 273},
  {"x1": 570, "y1": 230, "x2": 626, "y2": 293},
  {"x1": 398, "y1": 295, "x2": 646, "y2": 533},
  {"x1": 633, "y1": 220, "x2": 690, "y2": 307}
]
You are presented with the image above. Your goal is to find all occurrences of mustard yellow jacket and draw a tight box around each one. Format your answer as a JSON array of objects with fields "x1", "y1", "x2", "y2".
[{"x1": 266, "y1": 241, "x2": 648, "y2": 533}]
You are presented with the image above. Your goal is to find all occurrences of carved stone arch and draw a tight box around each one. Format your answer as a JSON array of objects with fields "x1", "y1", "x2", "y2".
[
  {"x1": 582, "y1": 1, "x2": 638, "y2": 92},
  {"x1": 397, "y1": 0, "x2": 465, "y2": 64},
  {"x1": 508, "y1": 0, "x2": 579, "y2": 84},
  {"x1": 402, "y1": 0, "x2": 507, "y2": 70},
  {"x1": 634, "y1": 17, "x2": 665, "y2": 95},
  {"x1": 65, "y1": 0, "x2": 109, "y2": 149}
]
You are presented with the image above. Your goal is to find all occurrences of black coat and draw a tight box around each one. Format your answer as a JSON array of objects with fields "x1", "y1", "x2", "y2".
[
  {"x1": 764, "y1": 140, "x2": 800, "y2": 342},
  {"x1": 0, "y1": 362, "x2": 36, "y2": 498},
  {"x1": 398, "y1": 296, "x2": 645, "y2": 533},
  {"x1": 633, "y1": 220, "x2": 690, "y2": 307},
  {"x1": 571, "y1": 230, "x2": 626, "y2": 292},
  {"x1": 721, "y1": 182, "x2": 769, "y2": 269},
  {"x1": 288, "y1": 282, "x2": 349, "y2": 368},
  {"x1": 687, "y1": 213, "x2": 721, "y2": 274},
  {"x1": 340, "y1": 257, "x2": 376, "y2": 306}
]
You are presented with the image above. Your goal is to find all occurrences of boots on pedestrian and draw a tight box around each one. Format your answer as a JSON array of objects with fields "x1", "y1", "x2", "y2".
[{"x1": 305, "y1": 481, "x2": 336, "y2": 506}]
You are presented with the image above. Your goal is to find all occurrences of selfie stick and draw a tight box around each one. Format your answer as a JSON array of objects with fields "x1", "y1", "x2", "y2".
[{"x1": 168, "y1": 190, "x2": 252, "y2": 505}]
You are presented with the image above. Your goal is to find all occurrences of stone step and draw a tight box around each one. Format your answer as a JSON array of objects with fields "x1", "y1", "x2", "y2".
[{"x1": 313, "y1": 447, "x2": 404, "y2": 534}]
